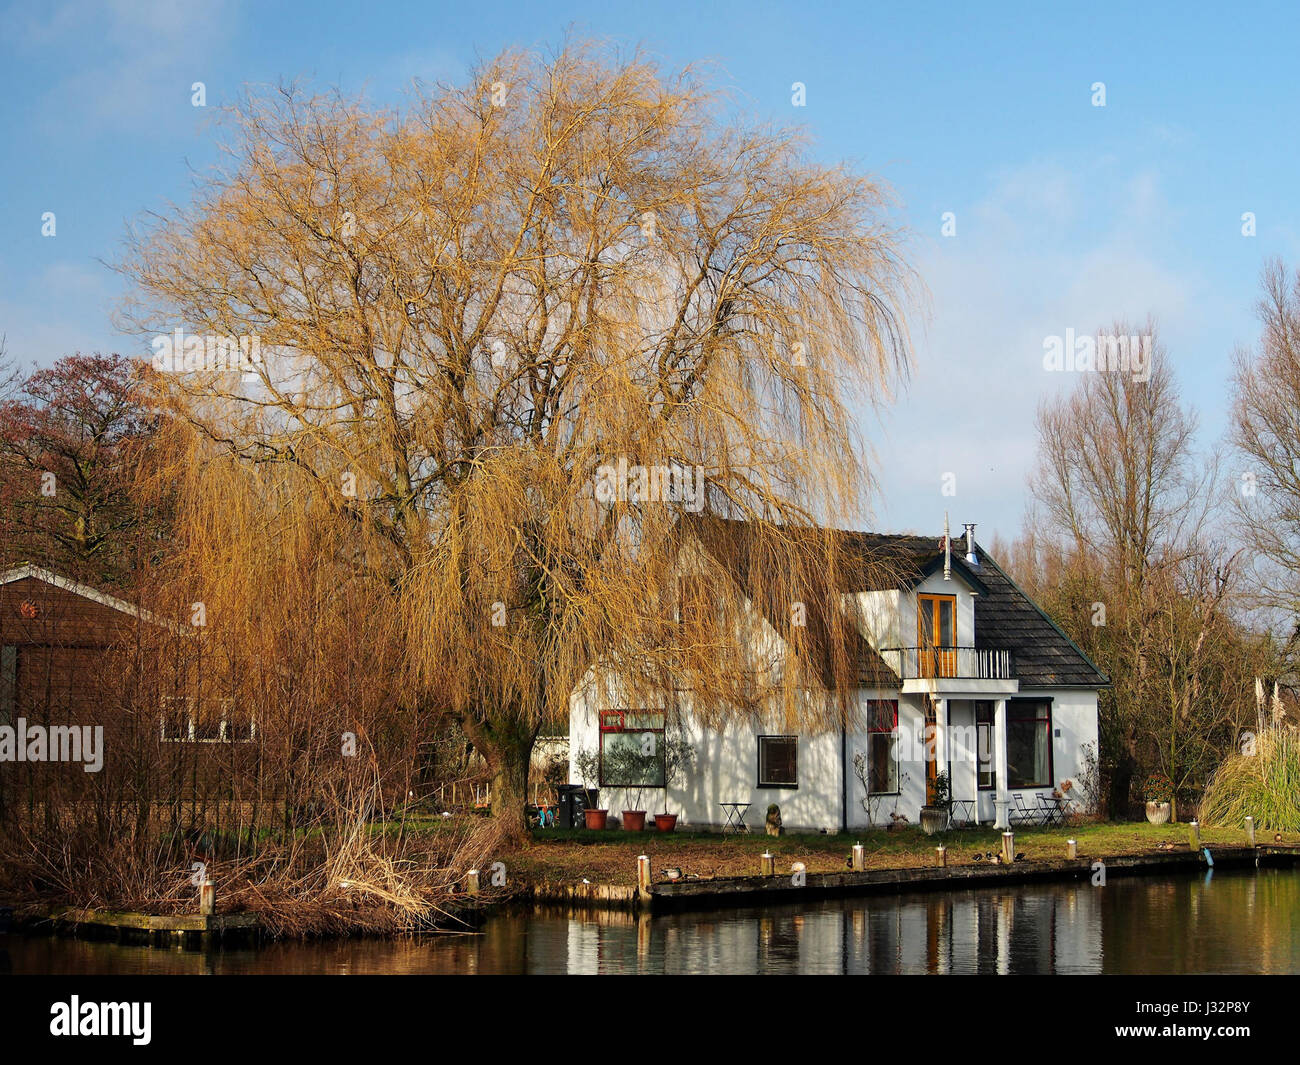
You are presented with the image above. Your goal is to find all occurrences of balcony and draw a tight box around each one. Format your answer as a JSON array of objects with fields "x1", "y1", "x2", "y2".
[{"x1": 880, "y1": 646, "x2": 1015, "y2": 682}]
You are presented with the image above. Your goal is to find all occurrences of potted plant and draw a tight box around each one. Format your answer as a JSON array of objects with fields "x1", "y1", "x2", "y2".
[
  {"x1": 573, "y1": 748, "x2": 608, "y2": 829},
  {"x1": 600, "y1": 741, "x2": 655, "y2": 831},
  {"x1": 654, "y1": 735, "x2": 695, "y2": 832},
  {"x1": 920, "y1": 769, "x2": 951, "y2": 835},
  {"x1": 1143, "y1": 772, "x2": 1173, "y2": 824}
]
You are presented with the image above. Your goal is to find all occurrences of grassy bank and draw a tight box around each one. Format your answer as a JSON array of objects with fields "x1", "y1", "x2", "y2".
[{"x1": 504, "y1": 821, "x2": 1295, "y2": 887}]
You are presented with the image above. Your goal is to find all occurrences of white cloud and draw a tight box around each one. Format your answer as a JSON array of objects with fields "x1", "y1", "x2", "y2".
[
  {"x1": 7, "y1": 0, "x2": 240, "y2": 134},
  {"x1": 0, "y1": 261, "x2": 121, "y2": 367},
  {"x1": 863, "y1": 158, "x2": 1203, "y2": 539}
]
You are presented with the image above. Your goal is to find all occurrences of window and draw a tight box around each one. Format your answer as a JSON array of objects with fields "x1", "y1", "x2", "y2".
[
  {"x1": 975, "y1": 701, "x2": 994, "y2": 790},
  {"x1": 161, "y1": 696, "x2": 193, "y2": 741},
  {"x1": 917, "y1": 594, "x2": 957, "y2": 676},
  {"x1": 221, "y1": 699, "x2": 255, "y2": 742},
  {"x1": 865, "y1": 700, "x2": 898, "y2": 794},
  {"x1": 161, "y1": 696, "x2": 255, "y2": 743},
  {"x1": 0, "y1": 645, "x2": 15, "y2": 726},
  {"x1": 598, "y1": 710, "x2": 666, "y2": 786},
  {"x1": 678, "y1": 577, "x2": 714, "y2": 632},
  {"x1": 758, "y1": 735, "x2": 798, "y2": 788},
  {"x1": 1007, "y1": 699, "x2": 1053, "y2": 789},
  {"x1": 194, "y1": 698, "x2": 223, "y2": 741}
]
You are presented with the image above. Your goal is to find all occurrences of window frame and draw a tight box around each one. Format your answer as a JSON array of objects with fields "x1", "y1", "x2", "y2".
[
  {"x1": 598, "y1": 709, "x2": 666, "y2": 787},
  {"x1": 756, "y1": 734, "x2": 799, "y2": 789},
  {"x1": 161, "y1": 695, "x2": 256, "y2": 744},
  {"x1": 865, "y1": 700, "x2": 900, "y2": 795},
  {"x1": 1006, "y1": 698, "x2": 1054, "y2": 790},
  {"x1": 975, "y1": 701, "x2": 995, "y2": 791},
  {"x1": 917, "y1": 593, "x2": 957, "y2": 647}
]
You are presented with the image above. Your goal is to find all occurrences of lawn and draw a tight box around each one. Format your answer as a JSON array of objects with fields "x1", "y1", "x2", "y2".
[{"x1": 505, "y1": 821, "x2": 1293, "y2": 887}]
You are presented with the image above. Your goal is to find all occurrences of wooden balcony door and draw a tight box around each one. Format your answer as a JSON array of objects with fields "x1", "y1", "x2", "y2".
[{"x1": 918, "y1": 594, "x2": 956, "y2": 677}]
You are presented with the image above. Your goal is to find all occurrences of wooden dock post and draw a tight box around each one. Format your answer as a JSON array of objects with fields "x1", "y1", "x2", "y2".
[
  {"x1": 636, "y1": 855, "x2": 652, "y2": 899},
  {"x1": 760, "y1": 852, "x2": 775, "y2": 877},
  {"x1": 936, "y1": 844, "x2": 946, "y2": 867},
  {"x1": 199, "y1": 879, "x2": 215, "y2": 916},
  {"x1": 466, "y1": 869, "x2": 481, "y2": 896},
  {"x1": 1000, "y1": 831, "x2": 1014, "y2": 865},
  {"x1": 1066, "y1": 838, "x2": 1077, "y2": 859},
  {"x1": 1246, "y1": 816, "x2": 1256, "y2": 847},
  {"x1": 1188, "y1": 820, "x2": 1200, "y2": 849},
  {"x1": 851, "y1": 844, "x2": 865, "y2": 872}
]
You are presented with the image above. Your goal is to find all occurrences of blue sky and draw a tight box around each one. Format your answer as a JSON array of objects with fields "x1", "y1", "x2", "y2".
[{"x1": 2, "y1": 0, "x2": 1298, "y2": 539}]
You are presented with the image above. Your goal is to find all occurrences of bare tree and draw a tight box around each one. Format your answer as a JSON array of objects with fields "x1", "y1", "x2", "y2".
[
  {"x1": 1028, "y1": 322, "x2": 1227, "y2": 812},
  {"x1": 118, "y1": 40, "x2": 913, "y2": 839},
  {"x1": 1231, "y1": 259, "x2": 1300, "y2": 642}
]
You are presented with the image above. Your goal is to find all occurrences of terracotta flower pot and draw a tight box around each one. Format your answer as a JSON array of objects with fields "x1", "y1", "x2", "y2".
[
  {"x1": 622, "y1": 810, "x2": 647, "y2": 831},
  {"x1": 1145, "y1": 801, "x2": 1171, "y2": 825},
  {"x1": 584, "y1": 809, "x2": 608, "y2": 830},
  {"x1": 654, "y1": 813, "x2": 678, "y2": 833}
]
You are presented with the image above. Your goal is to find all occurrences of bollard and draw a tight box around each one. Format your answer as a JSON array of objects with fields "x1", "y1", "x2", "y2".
[
  {"x1": 637, "y1": 854, "x2": 652, "y2": 897},
  {"x1": 199, "y1": 878, "x2": 215, "y2": 916},
  {"x1": 1246, "y1": 816, "x2": 1256, "y2": 847},
  {"x1": 936, "y1": 844, "x2": 946, "y2": 868},
  {"x1": 1189, "y1": 820, "x2": 1201, "y2": 849},
  {"x1": 1066, "y1": 838, "x2": 1077, "y2": 860},
  {"x1": 1001, "y1": 831, "x2": 1014, "y2": 866},
  {"x1": 851, "y1": 844, "x2": 865, "y2": 872},
  {"x1": 761, "y1": 852, "x2": 775, "y2": 877},
  {"x1": 466, "y1": 869, "x2": 481, "y2": 896}
]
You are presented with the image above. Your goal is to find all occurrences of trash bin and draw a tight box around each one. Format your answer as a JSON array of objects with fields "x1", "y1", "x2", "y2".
[{"x1": 556, "y1": 783, "x2": 586, "y2": 829}]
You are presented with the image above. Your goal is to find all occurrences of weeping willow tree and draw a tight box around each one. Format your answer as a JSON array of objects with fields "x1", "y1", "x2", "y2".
[{"x1": 118, "y1": 39, "x2": 912, "y2": 839}]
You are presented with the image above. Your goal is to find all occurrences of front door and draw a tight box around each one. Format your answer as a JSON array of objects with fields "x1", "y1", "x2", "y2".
[
  {"x1": 918, "y1": 594, "x2": 957, "y2": 677},
  {"x1": 923, "y1": 695, "x2": 938, "y2": 803}
]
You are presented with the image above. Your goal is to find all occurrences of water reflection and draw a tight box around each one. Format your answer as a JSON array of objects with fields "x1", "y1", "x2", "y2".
[{"x1": 3, "y1": 868, "x2": 1297, "y2": 974}]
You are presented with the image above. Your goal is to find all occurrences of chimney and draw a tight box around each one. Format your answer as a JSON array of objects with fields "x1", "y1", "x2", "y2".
[{"x1": 964, "y1": 523, "x2": 979, "y2": 568}]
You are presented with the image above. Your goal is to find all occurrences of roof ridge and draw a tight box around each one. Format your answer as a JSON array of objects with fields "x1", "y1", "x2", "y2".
[{"x1": 0, "y1": 564, "x2": 180, "y2": 632}]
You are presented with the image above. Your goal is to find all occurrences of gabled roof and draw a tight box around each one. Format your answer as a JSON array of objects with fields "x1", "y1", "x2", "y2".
[
  {"x1": 685, "y1": 518, "x2": 1108, "y2": 690},
  {"x1": 679, "y1": 517, "x2": 898, "y2": 689},
  {"x1": 968, "y1": 552, "x2": 1110, "y2": 688},
  {"x1": 0, "y1": 564, "x2": 179, "y2": 631}
]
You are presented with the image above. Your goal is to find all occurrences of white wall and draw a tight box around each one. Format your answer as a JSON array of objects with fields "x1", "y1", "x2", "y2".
[{"x1": 569, "y1": 678, "x2": 1101, "y2": 830}]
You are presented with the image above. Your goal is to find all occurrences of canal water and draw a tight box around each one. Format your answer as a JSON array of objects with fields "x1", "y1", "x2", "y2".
[{"x1": 3, "y1": 867, "x2": 1297, "y2": 974}]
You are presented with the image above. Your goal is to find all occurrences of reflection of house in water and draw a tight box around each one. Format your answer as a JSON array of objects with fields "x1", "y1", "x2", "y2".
[{"x1": 540, "y1": 887, "x2": 1106, "y2": 974}]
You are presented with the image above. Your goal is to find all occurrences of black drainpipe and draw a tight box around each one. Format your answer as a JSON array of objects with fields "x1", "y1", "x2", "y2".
[{"x1": 840, "y1": 717, "x2": 848, "y2": 834}]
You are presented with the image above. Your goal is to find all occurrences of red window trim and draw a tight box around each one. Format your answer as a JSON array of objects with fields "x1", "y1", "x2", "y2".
[{"x1": 866, "y1": 699, "x2": 898, "y2": 732}]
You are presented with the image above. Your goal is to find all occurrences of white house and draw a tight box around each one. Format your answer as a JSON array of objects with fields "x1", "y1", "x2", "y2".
[{"x1": 568, "y1": 519, "x2": 1106, "y2": 832}]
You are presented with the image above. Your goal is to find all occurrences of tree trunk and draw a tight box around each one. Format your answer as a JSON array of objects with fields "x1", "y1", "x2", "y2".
[{"x1": 490, "y1": 737, "x2": 533, "y2": 842}]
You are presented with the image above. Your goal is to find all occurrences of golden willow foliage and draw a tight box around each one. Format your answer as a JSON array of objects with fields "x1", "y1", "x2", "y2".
[{"x1": 118, "y1": 39, "x2": 913, "y2": 835}]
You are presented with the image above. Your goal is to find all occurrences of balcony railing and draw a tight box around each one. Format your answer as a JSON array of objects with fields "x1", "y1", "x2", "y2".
[{"x1": 880, "y1": 646, "x2": 1015, "y2": 681}]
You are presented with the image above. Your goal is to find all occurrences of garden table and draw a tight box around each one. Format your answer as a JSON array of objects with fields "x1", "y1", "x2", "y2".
[
  {"x1": 1037, "y1": 795, "x2": 1066, "y2": 826},
  {"x1": 950, "y1": 799, "x2": 976, "y2": 826},
  {"x1": 720, "y1": 801, "x2": 751, "y2": 834}
]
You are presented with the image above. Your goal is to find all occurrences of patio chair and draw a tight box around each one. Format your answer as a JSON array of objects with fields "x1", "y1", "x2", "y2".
[{"x1": 1010, "y1": 793, "x2": 1042, "y2": 826}]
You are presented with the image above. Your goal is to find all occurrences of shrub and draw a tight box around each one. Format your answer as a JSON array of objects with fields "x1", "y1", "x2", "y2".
[{"x1": 1200, "y1": 730, "x2": 1300, "y2": 831}]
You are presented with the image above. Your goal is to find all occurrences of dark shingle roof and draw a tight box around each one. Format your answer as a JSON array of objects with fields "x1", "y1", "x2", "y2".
[{"x1": 688, "y1": 518, "x2": 1107, "y2": 690}]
